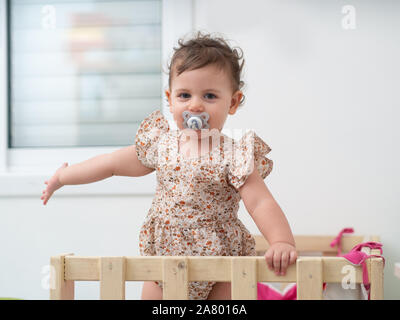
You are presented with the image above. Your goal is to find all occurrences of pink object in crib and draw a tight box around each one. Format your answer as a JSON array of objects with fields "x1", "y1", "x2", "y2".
[
  {"x1": 329, "y1": 227, "x2": 354, "y2": 256},
  {"x1": 330, "y1": 228, "x2": 385, "y2": 299},
  {"x1": 340, "y1": 241, "x2": 385, "y2": 300},
  {"x1": 257, "y1": 228, "x2": 384, "y2": 300},
  {"x1": 257, "y1": 282, "x2": 297, "y2": 300},
  {"x1": 257, "y1": 228, "x2": 352, "y2": 300}
]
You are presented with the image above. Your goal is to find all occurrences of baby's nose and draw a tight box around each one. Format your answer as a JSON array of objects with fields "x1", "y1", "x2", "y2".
[{"x1": 188, "y1": 99, "x2": 204, "y2": 112}]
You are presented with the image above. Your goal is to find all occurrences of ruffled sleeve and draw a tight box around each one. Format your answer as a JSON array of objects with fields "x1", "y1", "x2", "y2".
[
  {"x1": 135, "y1": 109, "x2": 169, "y2": 169},
  {"x1": 227, "y1": 130, "x2": 273, "y2": 190}
]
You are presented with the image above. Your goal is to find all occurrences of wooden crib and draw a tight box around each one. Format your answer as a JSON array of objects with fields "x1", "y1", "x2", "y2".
[{"x1": 49, "y1": 234, "x2": 384, "y2": 300}]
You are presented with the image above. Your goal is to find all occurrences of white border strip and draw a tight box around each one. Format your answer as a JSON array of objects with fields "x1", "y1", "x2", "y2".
[{"x1": 0, "y1": 0, "x2": 8, "y2": 172}]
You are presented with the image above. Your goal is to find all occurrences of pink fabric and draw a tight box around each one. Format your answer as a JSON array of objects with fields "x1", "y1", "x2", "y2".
[
  {"x1": 341, "y1": 241, "x2": 385, "y2": 300},
  {"x1": 257, "y1": 283, "x2": 297, "y2": 300},
  {"x1": 257, "y1": 228, "x2": 384, "y2": 300},
  {"x1": 330, "y1": 227, "x2": 354, "y2": 256},
  {"x1": 257, "y1": 228, "x2": 351, "y2": 300}
]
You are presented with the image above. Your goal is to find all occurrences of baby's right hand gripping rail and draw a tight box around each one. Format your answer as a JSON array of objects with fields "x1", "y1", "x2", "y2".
[{"x1": 49, "y1": 233, "x2": 384, "y2": 300}]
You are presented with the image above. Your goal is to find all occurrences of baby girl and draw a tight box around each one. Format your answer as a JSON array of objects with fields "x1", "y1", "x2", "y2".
[{"x1": 41, "y1": 31, "x2": 297, "y2": 300}]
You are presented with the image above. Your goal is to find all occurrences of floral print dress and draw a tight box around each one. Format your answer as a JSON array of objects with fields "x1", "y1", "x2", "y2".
[{"x1": 135, "y1": 109, "x2": 273, "y2": 300}]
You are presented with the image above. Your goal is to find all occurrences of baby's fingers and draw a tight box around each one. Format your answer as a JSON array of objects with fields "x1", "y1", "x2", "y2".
[
  {"x1": 273, "y1": 251, "x2": 282, "y2": 275},
  {"x1": 289, "y1": 250, "x2": 298, "y2": 265},
  {"x1": 41, "y1": 190, "x2": 52, "y2": 205},
  {"x1": 279, "y1": 252, "x2": 289, "y2": 276},
  {"x1": 264, "y1": 249, "x2": 274, "y2": 271},
  {"x1": 43, "y1": 195, "x2": 50, "y2": 205}
]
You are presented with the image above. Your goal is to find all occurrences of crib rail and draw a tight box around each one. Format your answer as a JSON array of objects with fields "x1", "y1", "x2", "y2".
[
  {"x1": 50, "y1": 235, "x2": 384, "y2": 300},
  {"x1": 254, "y1": 234, "x2": 368, "y2": 256}
]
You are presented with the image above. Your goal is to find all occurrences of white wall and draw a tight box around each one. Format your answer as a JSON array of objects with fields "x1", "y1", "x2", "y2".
[
  {"x1": 1, "y1": 0, "x2": 399, "y2": 300},
  {"x1": 0, "y1": 191, "x2": 153, "y2": 300}
]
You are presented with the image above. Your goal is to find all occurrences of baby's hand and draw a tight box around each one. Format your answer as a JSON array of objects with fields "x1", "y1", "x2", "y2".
[
  {"x1": 41, "y1": 163, "x2": 68, "y2": 205},
  {"x1": 264, "y1": 241, "x2": 297, "y2": 276}
]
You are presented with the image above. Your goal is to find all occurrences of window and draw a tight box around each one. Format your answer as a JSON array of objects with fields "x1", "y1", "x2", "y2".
[
  {"x1": 9, "y1": 0, "x2": 162, "y2": 148},
  {"x1": 0, "y1": 0, "x2": 193, "y2": 195}
]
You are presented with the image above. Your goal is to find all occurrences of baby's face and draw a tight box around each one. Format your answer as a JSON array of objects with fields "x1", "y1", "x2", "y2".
[{"x1": 165, "y1": 64, "x2": 242, "y2": 136}]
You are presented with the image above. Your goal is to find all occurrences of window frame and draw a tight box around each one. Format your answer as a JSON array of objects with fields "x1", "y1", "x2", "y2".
[{"x1": 0, "y1": 0, "x2": 194, "y2": 196}]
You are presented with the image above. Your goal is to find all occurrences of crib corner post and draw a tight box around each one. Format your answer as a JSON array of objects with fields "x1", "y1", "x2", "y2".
[
  {"x1": 50, "y1": 253, "x2": 75, "y2": 300},
  {"x1": 370, "y1": 256, "x2": 384, "y2": 300},
  {"x1": 296, "y1": 257, "x2": 323, "y2": 300},
  {"x1": 363, "y1": 237, "x2": 384, "y2": 300}
]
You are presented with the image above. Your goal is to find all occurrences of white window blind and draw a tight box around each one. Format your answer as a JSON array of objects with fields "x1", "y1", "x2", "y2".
[{"x1": 9, "y1": 0, "x2": 162, "y2": 147}]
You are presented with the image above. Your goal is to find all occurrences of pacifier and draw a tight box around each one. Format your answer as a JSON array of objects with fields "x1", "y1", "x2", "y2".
[{"x1": 182, "y1": 111, "x2": 210, "y2": 130}]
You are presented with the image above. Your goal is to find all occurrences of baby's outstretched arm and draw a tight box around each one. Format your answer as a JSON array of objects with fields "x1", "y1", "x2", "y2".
[
  {"x1": 239, "y1": 161, "x2": 297, "y2": 276},
  {"x1": 41, "y1": 145, "x2": 154, "y2": 205}
]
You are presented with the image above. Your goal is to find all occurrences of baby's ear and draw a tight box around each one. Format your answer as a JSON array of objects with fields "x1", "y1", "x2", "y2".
[
  {"x1": 165, "y1": 90, "x2": 173, "y2": 113},
  {"x1": 229, "y1": 91, "x2": 242, "y2": 115},
  {"x1": 228, "y1": 105, "x2": 238, "y2": 115}
]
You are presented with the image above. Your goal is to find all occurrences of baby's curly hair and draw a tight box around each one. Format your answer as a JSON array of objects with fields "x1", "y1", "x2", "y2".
[{"x1": 166, "y1": 31, "x2": 246, "y2": 107}]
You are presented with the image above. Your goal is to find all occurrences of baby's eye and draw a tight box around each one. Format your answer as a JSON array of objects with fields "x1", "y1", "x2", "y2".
[
  {"x1": 178, "y1": 93, "x2": 190, "y2": 99},
  {"x1": 204, "y1": 93, "x2": 216, "y2": 99}
]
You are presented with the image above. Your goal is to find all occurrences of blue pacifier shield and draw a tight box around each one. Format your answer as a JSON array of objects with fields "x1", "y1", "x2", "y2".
[{"x1": 182, "y1": 111, "x2": 210, "y2": 130}]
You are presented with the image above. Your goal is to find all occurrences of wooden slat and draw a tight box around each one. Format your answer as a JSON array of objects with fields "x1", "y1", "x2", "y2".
[
  {"x1": 126, "y1": 256, "x2": 163, "y2": 281},
  {"x1": 100, "y1": 257, "x2": 126, "y2": 300},
  {"x1": 65, "y1": 256, "x2": 164, "y2": 281},
  {"x1": 65, "y1": 256, "x2": 99, "y2": 281},
  {"x1": 370, "y1": 235, "x2": 381, "y2": 242},
  {"x1": 54, "y1": 234, "x2": 383, "y2": 300},
  {"x1": 322, "y1": 257, "x2": 364, "y2": 283},
  {"x1": 231, "y1": 257, "x2": 257, "y2": 300},
  {"x1": 296, "y1": 257, "x2": 323, "y2": 300},
  {"x1": 369, "y1": 236, "x2": 384, "y2": 300},
  {"x1": 64, "y1": 256, "x2": 364, "y2": 283},
  {"x1": 162, "y1": 257, "x2": 188, "y2": 300},
  {"x1": 370, "y1": 257, "x2": 384, "y2": 300},
  {"x1": 50, "y1": 253, "x2": 75, "y2": 300},
  {"x1": 254, "y1": 235, "x2": 364, "y2": 254},
  {"x1": 257, "y1": 258, "x2": 297, "y2": 282},
  {"x1": 187, "y1": 256, "x2": 231, "y2": 281}
]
